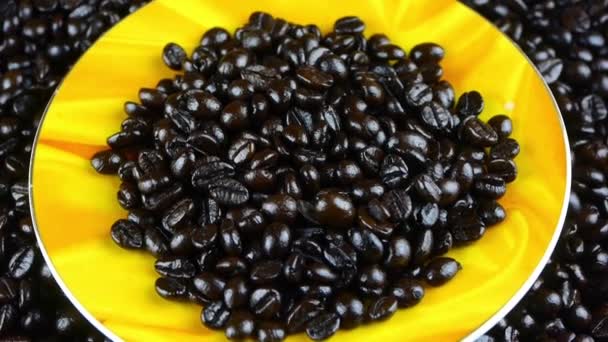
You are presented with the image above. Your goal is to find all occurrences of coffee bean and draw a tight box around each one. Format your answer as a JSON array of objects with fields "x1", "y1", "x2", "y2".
[
  {"x1": 202, "y1": 301, "x2": 231, "y2": 329},
  {"x1": 490, "y1": 138, "x2": 520, "y2": 160},
  {"x1": 155, "y1": 277, "x2": 188, "y2": 300},
  {"x1": 225, "y1": 310, "x2": 255, "y2": 339},
  {"x1": 411, "y1": 42, "x2": 445, "y2": 64},
  {"x1": 155, "y1": 257, "x2": 196, "y2": 279},
  {"x1": 257, "y1": 321, "x2": 286, "y2": 342},
  {"x1": 91, "y1": 150, "x2": 123, "y2": 174},
  {"x1": 110, "y1": 219, "x2": 143, "y2": 249},
  {"x1": 367, "y1": 296, "x2": 398, "y2": 321},
  {"x1": 261, "y1": 194, "x2": 298, "y2": 224},
  {"x1": 305, "y1": 312, "x2": 340, "y2": 340},
  {"x1": 332, "y1": 292, "x2": 364, "y2": 329},
  {"x1": 390, "y1": 278, "x2": 425, "y2": 308},
  {"x1": 286, "y1": 298, "x2": 323, "y2": 333},
  {"x1": 488, "y1": 115, "x2": 513, "y2": 139},
  {"x1": 250, "y1": 287, "x2": 282, "y2": 319},
  {"x1": 219, "y1": 219, "x2": 242, "y2": 256},
  {"x1": 262, "y1": 223, "x2": 291, "y2": 258},
  {"x1": 358, "y1": 265, "x2": 387, "y2": 296},
  {"x1": 223, "y1": 277, "x2": 249, "y2": 310},
  {"x1": 477, "y1": 201, "x2": 506, "y2": 227},
  {"x1": 474, "y1": 175, "x2": 507, "y2": 199},
  {"x1": 424, "y1": 257, "x2": 462, "y2": 286},
  {"x1": 209, "y1": 179, "x2": 249, "y2": 206},
  {"x1": 381, "y1": 189, "x2": 412, "y2": 223},
  {"x1": 380, "y1": 154, "x2": 409, "y2": 189}
]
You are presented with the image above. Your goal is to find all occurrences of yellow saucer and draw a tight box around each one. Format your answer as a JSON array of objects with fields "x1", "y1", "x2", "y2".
[{"x1": 30, "y1": 0, "x2": 570, "y2": 341}]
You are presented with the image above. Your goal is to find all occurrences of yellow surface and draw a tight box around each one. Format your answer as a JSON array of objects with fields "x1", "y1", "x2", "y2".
[{"x1": 30, "y1": 0, "x2": 569, "y2": 341}]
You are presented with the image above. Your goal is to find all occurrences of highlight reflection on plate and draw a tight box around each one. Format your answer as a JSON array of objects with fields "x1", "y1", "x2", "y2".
[{"x1": 30, "y1": 0, "x2": 570, "y2": 341}]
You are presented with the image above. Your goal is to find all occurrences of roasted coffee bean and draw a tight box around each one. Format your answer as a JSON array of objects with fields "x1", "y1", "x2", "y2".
[
  {"x1": 286, "y1": 298, "x2": 323, "y2": 333},
  {"x1": 348, "y1": 227, "x2": 384, "y2": 264},
  {"x1": 214, "y1": 256, "x2": 247, "y2": 278},
  {"x1": 456, "y1": 91, "x2": 484, "y2": 117},
  {"x1": 313, "y1": 190, "x2": 355, "y2": 229},
  {"x1": 357, "y1": 206, "x2": 394, "y2": 238},
  {"x1": 110, "y1": 219, "x2": 143, "y2": 249},
  {"x1": 412, "y1": 228, "x2": 434, "y2": 266},
  {"x1": 8, "y1": 247, "x2": 35, "y2": 280},
  {"x1": 477, "y1": 201, "x2": 506, "y2": 227},
  {"x1": 367, "y1": 296, "x2": 398, "y2": 321},
  {"x1": 219, "y1": 219, "x2": 242, "y2": 256},
  {"x1": 487, "y1": 158, "x2": 518, "y2": 183},
  {"x1": 390, "y1": 278, "x2": 425, "y2": 308},
  {"x1": 141, "y1": 183, "x2": 184, "y2": 211},
  {"x1": 351, "y1": 179, "x2": 385, "y2": 202},
  {"x1": 90, "y1": 150, "x2": 123, "y2": 174},
  {"x1": 257, "y1": 321, "x2": 286, "y2": 342},
  {"x1": 411, "y1": 42, "x2": 445, "y2": 64},
  {"x1": 163, "y1": 43, "x2": 187, "y2": 70},
  {"x1": 155, "y1": 257, "x2": 196, "y2": 279},
  {"x1": 209, "y1": 178, "x2": 249, "y2": 206},
  {"x1": 223, "y1": 277, "x2": 249, "y2": 310},
  {"x1": 332, "y1": 292, "x2": 364, "y2": 329},
  {"x1": 305, "y1": 312, "x2": 340, "y2": 340},
  {"x1": 155, "y1": 277, "x2": 188, "y2": 300},
  {"x1": 193, "y1": 272, "x2": 225, "y2": 301},
  {"x1": 423, "y1": 257, "x2": 461, "y2": 286},
  {"x1": 358, "y1": 264, "x2": 387, "y2": 296},
  {"x1": 202, "y1": 301, "x2": 231, "y2": 329},
  {"x1": 306, "y1": 262, "x2": 338, "y2": 283},
  {"x1": 225, "y1": 310, "x2": 255, "y2": 339},
  {"x1": 261, "y1": 194, "x2": 298, "y2": 224},
  {"x1": 161, "y1": 198, "x2": 194, "y2": 233},
  {"x1": 380, "y1": 154, "x2": 409, "y2": 189},
  {"x1": 490, "y1": 138, "x2": 520, "y2": 160},
  {"x1": 0, "y1": 278, "x2": 17, "y2": 304},
  {"x1": 250, "y1": 287, "x2": 282, "y2": 319},
  {"x1": 473, "y1": 175, "x2": 507, "y2": 199},
  {"x1": 384, "y1": 236, "x2": 412, "y2": 269},
  {"x1": 262, "y1": 223, "x2": 291, "y2": 258},
  {"x1": 381, "y1": 189, "x2": 412, "y2": 223},
  {"x1": 451, "y1": 213, "x2": 486, "y2": 244},
  {"x1": 250, "y1": 260, "x2": 282, "y2": 285},
  {"x1": 488, "y1": 114, "x2": 513, "y2": 139},
  {"x1": 461, "y1": 116, "x2": 498, "y2": 147}
]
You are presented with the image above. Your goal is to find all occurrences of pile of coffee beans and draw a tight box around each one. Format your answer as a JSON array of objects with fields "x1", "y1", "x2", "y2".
[
  {"x1": 461, "y1": 1, "x2": 608, "y2": 341},
  {"x1": 0, "y1": 0, "x2": 147, "y2": 340},
  {"x1": 92, "y1": 12, "x2": 519, "y2": 340}
]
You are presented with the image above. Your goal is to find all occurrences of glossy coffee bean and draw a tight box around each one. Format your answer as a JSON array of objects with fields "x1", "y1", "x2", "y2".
[
  {"x1": 163, "y1": 43, "x2": 186, "y2": 70},
  {"x1": 225, "y1": 310, "x2": 255, "y2": 339},
  {"x1": 305, "y1": 312, "x2": 340, "y2": 340},
  {"x1": 358, "y1": 265, "x2": 387, "y2": 296},
  {"x1": 193, "y1": 272, "x2": 226, "y2": 301},
  {"x1": 367, "y1": 296, "x2": 398, "y2": 322},
  {"x1": 262, "y1": 223, "x2": 291, "y2": 258},
  {"x1": 423, "y1": 257, "x2": 462, "y2": 286},
  {"x1": 488, "y1": 114, "x2": 513, "y2": 139},
  {"x1": 390, "y1": 278, "x2": 425, "y2": 308},
  {"x1": 332, "y1": 292, "x2": 364, "y2": 329},
  {"x1": 249, "y1": 287, "x2": 282, "y2": 319},
  {"x1": 202, "y1": 301, "x2": 231, "y2": 329},
  {"x1": 257, "y1": 321, "x2": 286, "y2": 342}
]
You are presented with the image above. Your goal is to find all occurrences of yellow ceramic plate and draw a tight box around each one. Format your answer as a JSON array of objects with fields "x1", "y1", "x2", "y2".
[{"x1": 30, "y1": 0, "x2": 570, "y2": 341}]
